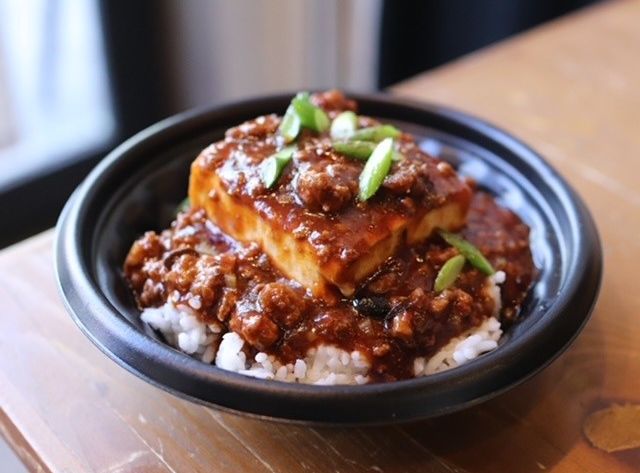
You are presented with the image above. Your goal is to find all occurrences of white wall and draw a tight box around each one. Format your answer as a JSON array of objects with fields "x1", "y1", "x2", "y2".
[
  {"x1": 0, "y1": 0, "x2": 114, "y2": 187},
  {"x1": 0, "y1": 44, "x2": 15, "y2": 149},
  {"x1": 164, "y1": 0, "x2": 382, "y2": 109}
]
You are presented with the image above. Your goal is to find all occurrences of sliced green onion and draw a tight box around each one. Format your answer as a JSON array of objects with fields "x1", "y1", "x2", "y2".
[
  {"x1": 333, "y1": 140, "x2": 404, "y2": 162},
  {"x1": 351, "y1": 124, "x2": 401, "y2": 142},
  {"x1": 391, "y1": 151, "x2": 404, "y2": 162},
  {"x1": 333, "y1": 140, "x2": 375, "y2": 160},
  {"x1": 261, "y1": 146, "x2": 296, "y2": 188},
  {"x1": 279, "y1": 105, "x2": 301, "y2": 143},
  {"x1": 176, "y1": 197, "x2": 190, "y2": 214},
  {"x1": 434, "y1": 254, "x2": 466, "y2": 292},
  {"x1": 314, "y1": 108, "x2": 330, "y2": 132},
  {"x1": 358, "y1": 138, "x2": 394, "y2": 201},
  {"x1": 292, "y1": 92, "x2": 330, "y2": 133},
  {"x1": 291, "y1": 93, "x2": 315, "y2": 125},
  {"x1": 330, "y1": 111, "x2": 358, "y2": 140},
  {"x1": 438, "y1": 230, "x2": 495, "y2": 275}
]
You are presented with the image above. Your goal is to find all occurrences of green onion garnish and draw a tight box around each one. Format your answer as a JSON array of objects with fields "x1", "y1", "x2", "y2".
[
  {"x1": 279, "y1": 105, "x2": 301, "y2": 143},
  {"x1": 292, "y1": 92, "x2": 330, "y2": 133},
  {"x1": 330, "y1": 111, "x2": 358, "y2": 140},
  {"x1": 333, "y1": 140, "x2": 404, "y2": 163},
  {"x1": 358, "y1": 138, "x2": 394, "y2": 201},
  {"x1": 333, "y1": 140, "x2": 375, "y2": 160},
  {"x1": 351, "y1": 124, "x2": 401, "y2": 142},
  {"x1": 261, "y1": 146, "x2": 296, "y2": 188},
  {"x1": 391, "y1": 151, "x2": 404, "y2": 162},
  {"x1": 176, "y1": 197, "x2": 190, "y2": 214},
  {"x1": 438, "y1": 230, "x2": 495, "y2": 275},
  {"x1": 434, "y1": 254, "x2": 466, "y2": 292}
]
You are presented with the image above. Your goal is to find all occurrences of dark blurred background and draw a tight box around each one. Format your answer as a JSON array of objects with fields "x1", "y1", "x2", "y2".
[{"x1": 0, "y1": 0, "x2": 598, "y2": 248}]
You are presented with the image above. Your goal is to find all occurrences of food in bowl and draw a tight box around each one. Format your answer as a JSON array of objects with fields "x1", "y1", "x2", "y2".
[{"x1": 124, "y1": 91, "x2": 535, "y2": 385}]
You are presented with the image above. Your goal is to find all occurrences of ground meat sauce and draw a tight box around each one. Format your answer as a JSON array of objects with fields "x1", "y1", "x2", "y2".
[
  {"x1": 124, "y1": 91, "x2": 535, "y2": 382},
  {"x1": 125, "y1": 192, "x2": 534, "y2": 382}
]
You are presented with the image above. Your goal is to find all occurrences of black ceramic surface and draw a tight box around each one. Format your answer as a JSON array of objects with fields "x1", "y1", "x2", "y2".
[{"x1": 55, "y1": 93, "x2": 602, "y2": 424}]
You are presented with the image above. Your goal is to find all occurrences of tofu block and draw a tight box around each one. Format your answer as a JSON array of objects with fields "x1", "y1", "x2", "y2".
[{"x1": 189, "y1": 143, "x2": 472, "y2": 298}]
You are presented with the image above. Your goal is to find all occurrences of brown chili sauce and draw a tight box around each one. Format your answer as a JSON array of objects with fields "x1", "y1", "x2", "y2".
[{"x1": 124, "y1": 92, "x2": 535, "y2": 382}]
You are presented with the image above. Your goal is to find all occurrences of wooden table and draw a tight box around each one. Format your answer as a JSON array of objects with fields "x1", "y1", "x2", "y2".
[{"x1": 2, "y1": 1, "x2": 640, "y2": 471}]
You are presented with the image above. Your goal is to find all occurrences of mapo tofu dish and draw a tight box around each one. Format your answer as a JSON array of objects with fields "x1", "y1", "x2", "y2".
[{"x1": 124, "y1": 91, "x2": 534, "y2": 384}]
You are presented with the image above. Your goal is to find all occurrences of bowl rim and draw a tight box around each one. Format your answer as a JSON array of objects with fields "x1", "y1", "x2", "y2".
[{"x1": 55, "y1": 91, "x2": 602, "y2": 424}]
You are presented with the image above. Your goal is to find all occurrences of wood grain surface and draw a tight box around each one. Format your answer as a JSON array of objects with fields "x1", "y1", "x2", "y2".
[{"x1": 1, "y1": 1, "x2": 640, "y2": 471}]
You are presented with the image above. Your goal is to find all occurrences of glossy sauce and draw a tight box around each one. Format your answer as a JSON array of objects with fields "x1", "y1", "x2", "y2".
[
  {"x1": 124, "y1": 91, "x2": 535, "y2": 382},
  {"x1": 192, "y1": 92, "x2": 470, "y2": 271},
  {"x1": 125, "y1": 191, "x2": 534, "y2": 382}
]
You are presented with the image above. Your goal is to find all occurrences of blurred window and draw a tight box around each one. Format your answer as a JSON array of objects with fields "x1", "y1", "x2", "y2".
[{"x1": 0, "y1": 0, "x2": 114, "y2": 189}]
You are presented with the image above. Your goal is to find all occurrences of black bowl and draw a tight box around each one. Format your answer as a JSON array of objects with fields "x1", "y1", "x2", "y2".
[{"x1": 55, "y1": 92, "x2": 602, "y2": 424}]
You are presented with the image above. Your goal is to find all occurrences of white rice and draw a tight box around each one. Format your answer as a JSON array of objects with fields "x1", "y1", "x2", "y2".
[
  {"x1": 141, "y1": 271, "x2": 506, "y2": 385},
  {"x1": 215, "y1": 332, "x2": 370, "y2": 385},
  {"x1": 141, "y1": 302, "x2": 221, "y2": 364},
  {"x1": 413, "y1": 315, "x2": 503, "y2": 376}
]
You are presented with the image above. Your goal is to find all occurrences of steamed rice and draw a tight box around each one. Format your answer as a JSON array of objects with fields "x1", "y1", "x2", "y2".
[{"x1": 141, "y1": 272, "x2": 506, "y2": 385}]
